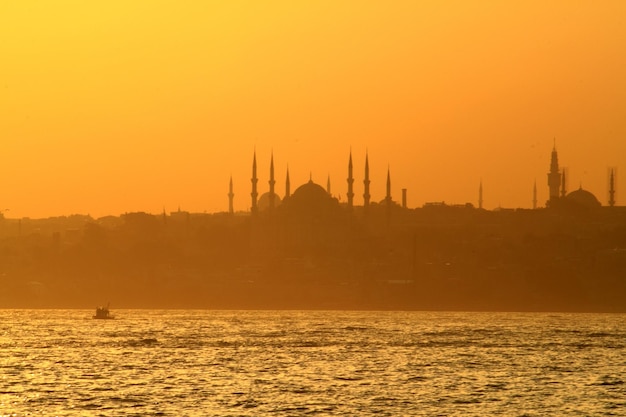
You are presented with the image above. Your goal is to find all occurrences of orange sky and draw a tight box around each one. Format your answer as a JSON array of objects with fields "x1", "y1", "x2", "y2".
[{"x1": 1, "y1": 1, "x2": 625, "y2": 218}]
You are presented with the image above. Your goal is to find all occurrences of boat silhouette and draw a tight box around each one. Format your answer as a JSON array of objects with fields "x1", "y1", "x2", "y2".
[{"x1": 93, "y1": 303, "x2": 114, "y2": 319}]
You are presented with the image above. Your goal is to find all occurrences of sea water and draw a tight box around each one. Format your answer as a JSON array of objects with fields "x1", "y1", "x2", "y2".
[{"x1": 1, "y1": 310, "x2": 624, "y2": 416}]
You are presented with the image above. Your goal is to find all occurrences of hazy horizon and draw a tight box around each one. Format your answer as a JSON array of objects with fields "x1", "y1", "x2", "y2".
[{"x1": 2, "y1": 1, "x2": 625, "y2": 218}]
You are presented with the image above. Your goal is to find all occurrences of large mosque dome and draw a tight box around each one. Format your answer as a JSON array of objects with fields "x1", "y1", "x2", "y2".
[
  {"x1": 291, "y1": 181, "x2": 331, "y2": 205},
  {"x1": 280, "y1": 180, "x2": 340, "y2": 216},
  {"x1": 277, "y1": 179, "x2": 346, "y2": 255},
  {"x1": 565, "y1": 187, "x2": 601, "y2": 209}
]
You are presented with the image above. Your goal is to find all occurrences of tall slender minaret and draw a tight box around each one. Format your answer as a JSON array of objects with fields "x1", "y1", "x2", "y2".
[
  {"x1": 547, "y1": 143, "x2": 561, "y2": 205},
  {"x1": 385, "y1": 166, "x2": 392, "y2": 226},
  {"x1": 609, "y1": 168, "x2": 616, "y2": 207},
  {"x1": 560, "y1": 168, "x2": 567, "y2": 198},
  {"x1": 386, "y1": 166, "x2": 392, "y2": 203},
  {"x1": 326, "y1": 175, "x2": 331, "y2": 195},
  {"x1": 347, "y1": 150, "x2": 354, "y2": 210},
  {"x1": 533, "y1": 180, "x2": 538, "y2": 209},
  {"x1": 268, "y1": 152, "x2": 276, "y2": 211},
  {"x1": 363, "y1": 151, "x2": 370, "y2": 213},
  {"x1": 478, "y1": 180, "x2": 483, "y2": 209},
  {"x1": 228, "y1": 176, "x2": 234, "y2": 214},
  {"x1": 285, "y1": 166, "x2": 291, "y2": 198},
  {"x1": 251, "y1": 150, "x2": 258, "y2": 214}
]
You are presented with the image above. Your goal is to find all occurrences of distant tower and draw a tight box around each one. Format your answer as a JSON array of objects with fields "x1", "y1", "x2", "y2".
[
  {"x1": 533, "y1": 180, "x2": 538, "y2": 209},
  {"x1": 285, "y1": 166, "x2": 291, "y2": 198},
  {"x1": 269, "y1": 152, "x2": 276, "y2": 211},
  {"x1": 251, "y1": 150, "x2": 258, "y2": 214},
  {"x1": 385, "y1": 166, "x2": 392, "y2": 226},
  {"x1": 478, "y1": 180, "x2": 483, "y2": 209},
  {"x1": 560, "y1": 168, "x2": 567, "y2": 198},
  {"x1": 547, "y1": 143, "x2": 561, "y2": 205},
  {"x1": 386, "y1": 166, "x2": 392, "y2": 203},
  {"x1": 402, "y1": 189, "x2": 407, "y2": 209},
  {"x1": 228, "y1": 176, "x2": 234, "y2": 214},
  {"x1": 609, "y1": 168, "x2": 616, "y2": 207},
  {"x1": 327, "y1": 175, "x2": 331, "y2": 195},
  {"x1": 363, "y1": 151, "x2": 371, "y2": 213},
  {"x1": 347, "y1": 150, "x2": 354, "y2": 210}
]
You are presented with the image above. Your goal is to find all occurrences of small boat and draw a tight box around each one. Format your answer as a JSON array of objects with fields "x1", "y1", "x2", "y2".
[{"x1": 93, "y1": 303, "x2": 114, "y2": 319}]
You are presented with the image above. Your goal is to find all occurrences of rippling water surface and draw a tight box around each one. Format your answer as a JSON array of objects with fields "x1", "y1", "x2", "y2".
[{"x1": 1, "y1": 310, "x2": 625, "y2": 416}]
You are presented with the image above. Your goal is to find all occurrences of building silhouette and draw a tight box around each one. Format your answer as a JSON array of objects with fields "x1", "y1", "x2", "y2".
[
  {"x1": 233, "y1": 145, "x2": 614, "y2": 217},
  {"x1": 546, "y1": 146, "x2": 603, "y2": 210}
]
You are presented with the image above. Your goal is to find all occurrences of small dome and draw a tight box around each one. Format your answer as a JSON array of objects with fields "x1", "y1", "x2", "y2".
[
  {"x1": 565, "y1": 187, "x2": 601, "y2": 208},
  {"x1": 258, "y1": 192, "x2": 282, "y2": 211}
]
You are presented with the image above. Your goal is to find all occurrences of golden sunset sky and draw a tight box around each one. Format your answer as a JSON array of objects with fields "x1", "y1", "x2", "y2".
[{"x1": 1, "y1": 1, "x2": 625, "y2": 218}]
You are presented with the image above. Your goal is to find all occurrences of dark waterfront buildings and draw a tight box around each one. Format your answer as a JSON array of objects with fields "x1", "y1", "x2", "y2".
[{"x1": 0, "y1": 147, "x2": 624, "y2": 312}]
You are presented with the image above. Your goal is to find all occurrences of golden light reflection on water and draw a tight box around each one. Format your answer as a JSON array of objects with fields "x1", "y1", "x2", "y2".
[{"x1": 1, "y1": 310, "x2": 624, "y2": 415}]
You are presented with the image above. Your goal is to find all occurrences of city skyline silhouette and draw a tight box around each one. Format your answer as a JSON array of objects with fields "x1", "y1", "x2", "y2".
[{"x1": 0, "y1": 143, "x2": 624, "y2": 312}]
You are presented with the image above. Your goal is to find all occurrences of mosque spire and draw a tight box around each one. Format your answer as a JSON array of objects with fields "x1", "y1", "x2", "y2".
[
  {"x1": 385, "y1": 165, "x2": 392, "y2": 227},
  {"x1": 269, "y1": 152, "x2": 276, "y2": 211},
  {"x1": 228, "y1": 175, "x2": 234, "y2": 214},
  {"x1": 386, "y1": 165, "x2": 391, "y2": 203},
  {"x1": 478, "y1": 179, "x2": 483, "y2": 209},
  {"x1": 251, "y1": 150, "x2": 258, "y2": 214},
  {"x1": 285, "y1": 166, "x2": 291, "y2": 198},
  {"x1": 533, "y1": 180, "x2": 538, "y2": 209},
  {"x1": 347, "y1": 149, "x2": 354, "y2": 210},
  {"x1": 609, "y1": 168, "x2": 616, "y2": 207},
  {"x1": 327, "y1": 175, "x2": 331, "y2": 195},
  {"x1": 363, "y1": 151, "x2": 370, "y2": 213},
  {"x1": 547, "y1": 141, "x2": 561, "y2": 206}
]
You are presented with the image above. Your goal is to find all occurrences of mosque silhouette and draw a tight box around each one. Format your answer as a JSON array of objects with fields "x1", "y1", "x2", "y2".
[
  {"x1": 546, "y1": 145, "x2": 610, "y2": 210},
  {"x1": 229, "y1": 146, "x2": 614, "y2": 218}
]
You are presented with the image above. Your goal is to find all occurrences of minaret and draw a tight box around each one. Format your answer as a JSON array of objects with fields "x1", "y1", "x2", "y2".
[
  {"x1": 386, "y1": 166, "x2": 392, "y2": 203},
  {"x1": 560, "y1": 168, "x2": 567, "y2": 198},
  {"x1": 327, "y1": 175, "x2": 331, "y2": 195},
  {"x1": 478, "y1": 180, "x2": 483, "y2": 209},
  {"x1": 385, "y1": 166, "x2": 392, "y2": 226},
  {"x1": 269, "y1": 152, "x2": 276, "y2": 211},
  {"x1": 228, "y1": 176, "x2": 234, "y2": 214},
  {"x1": 363, "y1": 151, "x2": 370, "y2": 213},
  {"x1": 251, "y1": 150, "x2": 258, "y2": 214},
  {"x1": 285, "y1": 166, "x2": 291, "y2": 198},
  {"x1": 533, "y1": 180, "x2": 538, "y2": 209},
  {"x1": 609, "y1": 168, "x2": 616, "y2": 207},
  {"x1": 547, "y1": 143, "x2": 561, "y2": 205},
  {"x1": 347, "y1": 150, "x2": 354, "y2": 210}
]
